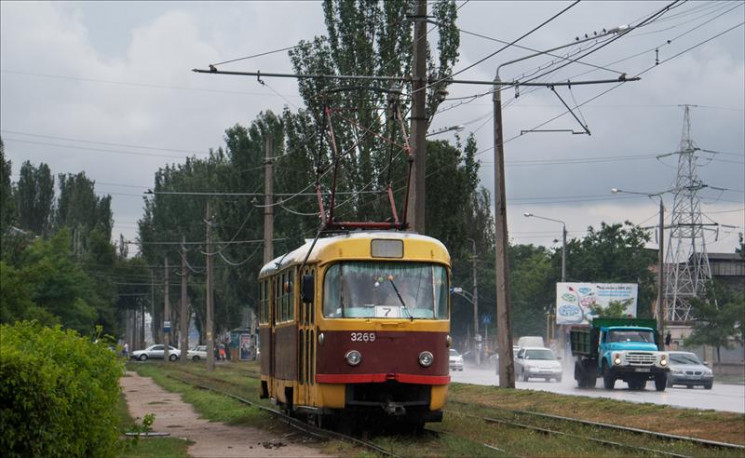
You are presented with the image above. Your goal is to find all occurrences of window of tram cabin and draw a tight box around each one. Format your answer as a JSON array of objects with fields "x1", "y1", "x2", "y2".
[
  {"x1": 322, "y1": 262, "x2": 448, "y2": 319},
  {"x1": 273, "y1": 269, "x2": 295, "y2": 323}
]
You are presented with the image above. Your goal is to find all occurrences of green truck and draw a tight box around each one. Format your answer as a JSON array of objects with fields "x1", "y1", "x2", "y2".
[{"x1": 571, "y1": 318, "x2": 669, "y2": 391}]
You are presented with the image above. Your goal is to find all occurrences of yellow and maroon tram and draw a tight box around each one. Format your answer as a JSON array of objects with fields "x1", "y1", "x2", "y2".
[{"x1": 258, "y1": 231, "x2": 451, "y2": 429}]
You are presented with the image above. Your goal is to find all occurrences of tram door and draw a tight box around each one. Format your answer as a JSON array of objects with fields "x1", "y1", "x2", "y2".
[{"x1": 298, "y1": 267, "x2": 315, "y2": 407}]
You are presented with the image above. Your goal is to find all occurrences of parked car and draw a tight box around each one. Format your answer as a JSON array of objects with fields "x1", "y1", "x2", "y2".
[
  {"x1": 667, "y1": 351, "x2": 713, "y2": 389},
  {"x1": 131, "y1": 344, "x2": 180, "y2": 361},
  {"x1": 187, "y1": 345, "x2": 208, "y2": 361},
  {"x1": 449, "y1": 349, "x2": 464, "y2": 371},
  {"x1": 515, "y1": 347, "x2": 562, "y2": 382}
]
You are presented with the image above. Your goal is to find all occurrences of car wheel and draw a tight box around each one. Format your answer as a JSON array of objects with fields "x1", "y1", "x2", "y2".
[
  {"x1": 704, "y1": 382, "x2": 713, "y2": 390},
  {"x1": 686, "y1": 385, "x2": 694, "y2": 389},
  {"x1": 556, "y1": 376, "x2": 562, "y2": 383},
  {"x1": 169, "y1": 354, "x2": 178, "y2": 361},
  {"x1": 521, "y1": 371, "x2": 529, "y2": 382},
  {"x1": 139, "y1": 354, "x2": 148, "y2": 361},
  {"x1": 192, "y1": 356, "x2": 200, "y2": 362}
]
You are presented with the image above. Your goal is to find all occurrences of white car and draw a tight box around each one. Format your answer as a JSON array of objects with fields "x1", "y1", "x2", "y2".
[
  {"x1": 131, "y1": 344, "x2": 181, "y2": 361},
  {"x1": 515, "y1": 347, "x2": 562, "y2": 382},
  {"x1": 449, "y1": 349, "x2": 464, "y2": 371},
  {"x1": 187, "y1": 345, "x2": 208, "y2": 361}
]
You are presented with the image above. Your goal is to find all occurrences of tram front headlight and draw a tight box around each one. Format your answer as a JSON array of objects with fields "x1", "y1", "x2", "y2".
[
  {"x1": 418, "y1": 351, "x2": 434, "y2": 367},
  {"x1": 345, "y1": 350, "x2": 362, "y2": 366},
  {"x1": 446, "y1": 335, "x2": 452, "y2": 348}
]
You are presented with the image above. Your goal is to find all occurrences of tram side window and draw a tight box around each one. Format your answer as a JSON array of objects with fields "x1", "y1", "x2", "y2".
[{"x1": 274, "y1": 270, "x2": 295, "y2": 323}]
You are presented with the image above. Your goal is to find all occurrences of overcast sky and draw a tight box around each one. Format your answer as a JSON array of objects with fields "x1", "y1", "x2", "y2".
[{"x1": 2, "y1": 1, "x2": 743, "y2": 259}]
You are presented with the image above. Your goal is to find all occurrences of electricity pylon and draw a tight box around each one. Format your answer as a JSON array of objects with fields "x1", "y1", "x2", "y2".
[{"x1": 663, "y1": 105, "x2": 716, "y2": 322}]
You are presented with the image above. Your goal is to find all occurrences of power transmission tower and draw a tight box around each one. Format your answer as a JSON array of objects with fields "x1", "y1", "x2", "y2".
[{"x1": 664, "y1": 105, "x2": 715, "y2": 322}]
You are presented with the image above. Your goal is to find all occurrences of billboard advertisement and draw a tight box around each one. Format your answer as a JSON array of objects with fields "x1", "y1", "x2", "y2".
[{"x1": 556, "y1": 283, "x2": 638, "y2": 325}]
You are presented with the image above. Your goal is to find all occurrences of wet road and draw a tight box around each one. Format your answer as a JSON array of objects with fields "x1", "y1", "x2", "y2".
[{"x1": 450, "y1": 366, "x2": 745, "y2": 414}]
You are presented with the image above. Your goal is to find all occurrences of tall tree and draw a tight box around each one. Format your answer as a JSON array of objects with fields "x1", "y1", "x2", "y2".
[
  {"x1": 15, "y1": 161, "x2": 54, "y2": 236},
  {"x1": 289, "y1": 0, "x2": 460, "y2": 225},
  {"x1": 55, "y1": 172, "x2": 112, "y2": 255},
  {"x1": 564, "y1": 221, "x2": 657, "y2": 316},
  {"x1": 0, "y1": 138, "x2": 17, "y2": 236}
]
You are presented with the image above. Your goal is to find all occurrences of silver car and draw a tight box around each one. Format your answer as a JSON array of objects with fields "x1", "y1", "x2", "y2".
[
  {"x1": 131, "y1": 344, "x2": 181, "y2": 361},
  {"x1": 515, "y1": 347, "x2": 562, "y2": 382},
  {"x1": 667, "y1": 351, "x2": 713, "y2": 389},
  {"x1": 187, "y1": 345, "x2": 208, "y2": 361}
]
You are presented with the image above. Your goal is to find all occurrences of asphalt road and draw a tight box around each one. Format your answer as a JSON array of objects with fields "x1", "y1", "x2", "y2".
[{"x1": 450, "y1": 366, "x2": 745, "y2": 414}]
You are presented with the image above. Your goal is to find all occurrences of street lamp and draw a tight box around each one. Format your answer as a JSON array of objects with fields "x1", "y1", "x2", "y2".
[
  {"x1": 611, "y1": 188, "x2": 668, "y2": 348},
  {"x1": 524, "y1": 213, "x2": 567, "y2": 282}
]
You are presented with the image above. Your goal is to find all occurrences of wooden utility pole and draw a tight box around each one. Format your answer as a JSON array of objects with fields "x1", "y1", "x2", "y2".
[
  {"x1": 180, "y1": 236, "x2": 189, "y2": 362},
  {"x1": 205, "y1": 201, "x2": 215, "y2": 371},
  {"x1": 164, "y1": 257, "x2": 170, "y2": 362},
  {"x1": 408, "y1": 0, "x2": 427, "y2": 234},
  {"x1": 493, "y1": 75, "x2": 515, "y2": 388},
  {"x1": 264, "y1": 136, "x2": 274, "y2": 264}
]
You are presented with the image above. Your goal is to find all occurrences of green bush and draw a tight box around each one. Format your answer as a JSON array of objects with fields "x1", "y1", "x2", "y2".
[{"x1": 0, "y1": 321, "x2": 124, "y2": 457}]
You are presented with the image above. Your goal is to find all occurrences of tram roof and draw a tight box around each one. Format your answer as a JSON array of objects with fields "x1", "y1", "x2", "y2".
[{"x1": 258, "y1": 231, "x2": 449, "y2": 277}]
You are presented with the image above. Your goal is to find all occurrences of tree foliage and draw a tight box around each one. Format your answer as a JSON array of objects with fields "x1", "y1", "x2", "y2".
[
  {"x1": 685, "y1": 281, "x2": 744, "y2": 365},
  {"x1": 15, "y1": 160, "x2": 54, "y2": 236},
  {"x1": 0, "y1": 322, "x2": 123, "y2": 458}
]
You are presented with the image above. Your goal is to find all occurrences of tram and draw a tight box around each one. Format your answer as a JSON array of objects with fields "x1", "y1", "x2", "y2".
[{"x1": 258, "y1": 231, "x2": 451, "y2": 429}]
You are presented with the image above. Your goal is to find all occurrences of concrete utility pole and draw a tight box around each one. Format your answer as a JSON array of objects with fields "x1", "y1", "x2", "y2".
[
  {"x1": 180, "y1": 237, "x2": 189, "y2": 362},
  {"x1": 264, "y1": 136, "x2": 274, "y2": 264},
  {"x1": 471, "y1": 239, "x2": 480, "y2": 366},
  {"x1": 408, "y1": 0, "x2": 427, "y2": 234},
  {"x1": 164, "y1": 257, "x2": 170, "y2": 362},
  {"x1": 151, "y1": 269, "x2": 159, "y2": 344},
  {"x1": 205, "y1": 201, "x2": 215, "y2": 371},
  {"x1": 658, "y1": 199, "x2": 665, "y2": 348},
  {"x1": 492, "y1": 75, "x2": 515, "y2": 388}
]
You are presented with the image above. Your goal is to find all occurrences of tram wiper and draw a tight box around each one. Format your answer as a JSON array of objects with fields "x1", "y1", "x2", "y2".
[{"x1": 387, "y1": 275, "x2": 414, "y2": 321}]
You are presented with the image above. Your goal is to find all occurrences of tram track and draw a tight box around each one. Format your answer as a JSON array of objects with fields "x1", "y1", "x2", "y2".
[
  {"x1": 444, "y1": 400, "x2": 745, "y2": 456},
  {"x1": 136, "y1": 364, "x2": 743, "y2": 457},
  {"x1": 165, "y1": 372, "x2": 401, "y2": 458}
]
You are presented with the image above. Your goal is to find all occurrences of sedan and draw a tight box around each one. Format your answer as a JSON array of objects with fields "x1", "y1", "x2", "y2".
[
  {"x1": 515, "y1": 347, "x2": 562, "y2": 382},
  {"x1": 449, "y1": 349, "x2": 464, "y2": 371},
  {"x1": 187, "y1": 345, "x2": 208, "y2": 361},
  {"x1": 667, "y1": 351, "x2": 713, "y2": 389},
  {"x1": 131, "y1": 344, "x2": 181, "y2": 361}
]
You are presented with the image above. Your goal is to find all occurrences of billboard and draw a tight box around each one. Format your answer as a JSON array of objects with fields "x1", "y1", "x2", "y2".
[{"x1": 556, "y1": 283, "x2": 638, "y2": 325}]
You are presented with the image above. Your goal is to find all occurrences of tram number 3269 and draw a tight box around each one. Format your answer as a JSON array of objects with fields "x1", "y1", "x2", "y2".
[{"x1": 351, "y1": 332, "x2": 376, "y2": 342}]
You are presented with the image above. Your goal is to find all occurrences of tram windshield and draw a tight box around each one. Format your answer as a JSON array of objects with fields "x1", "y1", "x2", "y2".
[{"x1": 323, "y1": 262, "x2": 448, "y2": 319}]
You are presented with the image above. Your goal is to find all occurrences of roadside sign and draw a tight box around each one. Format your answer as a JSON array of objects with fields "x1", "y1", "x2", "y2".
[{"x1": 164, "y1": 320, "x2": 171, "y2": 332}]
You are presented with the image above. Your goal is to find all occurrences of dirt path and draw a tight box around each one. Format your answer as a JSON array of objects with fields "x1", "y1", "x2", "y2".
[{"x1": 120, "y1": 371, "x2": 331, "y2": 457}]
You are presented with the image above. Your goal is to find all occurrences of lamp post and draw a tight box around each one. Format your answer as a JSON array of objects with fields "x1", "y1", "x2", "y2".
[
  {"x1": 453, "y1": 285, "x2": 480, "y2": 366},
  {"x1": 524, "y1": 212, "x2": 567, "y2": 363},
  {"x1": 524, "y1": 213, "x2": 567, "y2": 282},
  {"x1": 611, "y1": 188, "x2": 668, "y2": 348}
]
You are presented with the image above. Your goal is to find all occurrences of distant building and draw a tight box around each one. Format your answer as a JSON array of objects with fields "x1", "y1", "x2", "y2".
[{"x1": 707, "y1": 252, "x2": 745, "y2": 293}]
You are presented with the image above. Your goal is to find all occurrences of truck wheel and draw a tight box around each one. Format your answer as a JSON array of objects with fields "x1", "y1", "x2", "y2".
[
  {"x1": 584, "y1": 374, "x2": 596, "y2": 388},
  {"x1": 602, "y1": 366, "x2": 615, "y2": 390},
  {"x1": 654, "y1": 374, "x2": 667, "y2": 391}
]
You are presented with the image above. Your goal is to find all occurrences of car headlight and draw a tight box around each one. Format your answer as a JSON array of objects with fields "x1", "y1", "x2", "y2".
[
  {"x1": 419, "y1": 351, "x2": 434, "y2": 367},
  {"x1": 345, "y1": 350, "x2": 362, "y2": 366},
  {"x1": 659, "y1": 354, "x2": 668, "y2": 366},
  {"x1": 613, "y1": 353, "x2": 622, "y2": 365}
]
